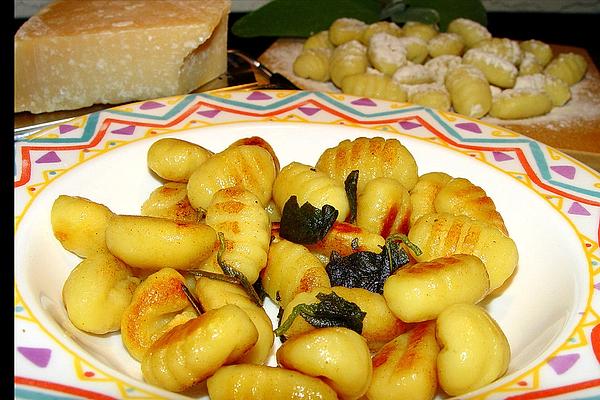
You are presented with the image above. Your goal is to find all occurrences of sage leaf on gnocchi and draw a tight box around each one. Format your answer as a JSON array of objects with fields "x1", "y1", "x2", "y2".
[
  {"x1": 274, "y1": 291, "x2": 366, "y2": 337},
  {"x1": 344, "y1": 170, "x2": 360, "y2": 224},
  {"x1": 325, "y1": 238, "x2": 410, "y2": 294},
  {"x1": 279, "y1": 195, "x2": 338, "y2": 244}
]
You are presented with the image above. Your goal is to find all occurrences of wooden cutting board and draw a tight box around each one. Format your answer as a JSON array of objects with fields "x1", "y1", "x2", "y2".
[{"x1": 259, "y1": 39, "x2": 600, "y2": 172}]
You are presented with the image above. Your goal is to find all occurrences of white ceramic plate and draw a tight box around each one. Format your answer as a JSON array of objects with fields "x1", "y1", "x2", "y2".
[{"x1": 14, "y1": 90, "x2": 600, "y2": 399}]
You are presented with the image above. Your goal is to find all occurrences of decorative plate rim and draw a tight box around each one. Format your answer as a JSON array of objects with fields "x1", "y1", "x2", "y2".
[{"x1": 14, "y1": 90, "x2": 600, "y2": 400}]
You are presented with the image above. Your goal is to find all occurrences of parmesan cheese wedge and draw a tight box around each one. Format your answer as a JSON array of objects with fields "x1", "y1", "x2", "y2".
[{"x1": 14, "y1": 0, "x2": 231, "y2": 114}]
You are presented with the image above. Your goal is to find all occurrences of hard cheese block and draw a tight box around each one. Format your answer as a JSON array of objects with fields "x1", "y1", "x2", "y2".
[{"x1": 15, "y1": 0, "x2": 231, "y2": 114}]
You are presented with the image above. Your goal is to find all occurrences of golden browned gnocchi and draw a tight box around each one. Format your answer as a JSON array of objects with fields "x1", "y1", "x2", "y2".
[
  {"x1": 51, "y1": 194, "x2": 114, "y2": 258},
  {"x1": 408, "y1": 212, "x2": 518, "y2": 291},
  {"x1": 383, "y1": 254, "x2": 490, "y2": 322},
  {"x1": 436, "y1": 303, "x2": 511, "y2": 396},
  {"x1": 278, "y1": 287, "x2": 412, "y2": 351},
  {"x1": 367, "y1": 322, "x2": 439, "y2": 400},
  {"x1": 140, "y1": 181, "x2": 200, "y2": 223},
  {"x1": 277, "y1": 327, "x2": 373, "y2": 400},
  {"x1": 204, "y1": 186, "x2": 271, "y2": 284},
  {"x1": 195, "y1": 277, "x2": 274, "y2": 364},
  {"x1": 141, "y1": 304, "x2": 259, "y2": 392},
  {"x1": 356, "y1": 177, "x2": 412, "y2": 236},
  {"x1": 187, "y1": 143, "x2": 278, "y2": 211},
  {"x1": 304, "y1": 221, "x2": 385, "y2": 258},
  {"x1": 121, "y1": 268, "x2": 196, "y2": 361},
  {"x1": 315, "y1": 136, "x2": 418, "y2": 192},
  {"x1": 207, "y1": 364, "x2": 339, "y2": 400},
  {"x1": 262, "y1": 239, "x2": 331, "y2": 308},
  {"x1": 105, "y1": 214, "x2": 218, "y2": 270},
  {"x1": 62, "y1": 252, "x2": 140, "y2": 334},
  {"x1": 434, "y1": 177, "x2": 508, "y2": 235}
]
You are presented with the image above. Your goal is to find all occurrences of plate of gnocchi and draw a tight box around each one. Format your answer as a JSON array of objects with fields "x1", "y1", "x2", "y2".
[{"x1": 14, "y1": 90, "x2": 600, "y2": 399}]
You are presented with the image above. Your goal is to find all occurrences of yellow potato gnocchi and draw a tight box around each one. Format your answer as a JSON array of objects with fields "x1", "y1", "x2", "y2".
[
  {"x1": 146, "y1": 138, "x2": 213, "y2": 182},
  {"x1": 434, "y1": 177, "x2": 508, "y2": 235},
  {"x1": 52, "y1": 134, "x2": 517, "y2": 397},
  {"x1": 140, "y1": 182, "x2": 200, "y2": 223},
  {"x1": 316, "y1": 136, "x2": 418, "y2": 192},
  {"x1": 436, "y1": 303, "x2": 510, "y2": 396},
  {"x1": 356, "y1": 177, "x2": 412, "y2": 236},
  {"x1": 489, "y1": 88, "x2": 553, "y2": 119},
  {"x1": 187, "y1": 143, "x2": 278, "y2": 211},
  {"x1": 105, "y1": 214, "x2": 218, "y2": 270},
  {"x1": 277, "y1": 327, "x2": 373, "y2": 400},
  {"x1": 207, "y1": 364, "x2": 339, "y2": 400},
  {"x1": 195, "y1": 278, "x2": 274, "y2": 365},
  {"x1": 367, "y1": 322, "x2": 439, "y2": 400},
  {"x1": 273, "y1": 161, "x2": 350, "y2": 222},
  {"x1": 262, "y1": 239, "x2": 331, "y2": 308},
  {"x1": 204, "y1": 187, "x2": 271, "y2": 284},
  {"x1": 329, "y1": 17, "x2": 368, "y2": 46},
  {"x1": 383, "y1": 254, "x2": 490, "y2": 322},
  {"x1": 408, "y1": 212, "x2": 518, "y2": 291},
  {"x1": 51, "y1": 195, "x2": 114, "y2": 258},
  {"x1": 341, "y1": 72, "x2": 408, "y2": 102},
  {"x1": 62, "y1": 252, "x2": 140, "y2": 334},
  {"x1": 120, "y1": 268, "x2": 196, "y2": 361},
  {"x1": 141, "y1": 304, "x2": 258, "y2": 392},
  {"x1": 329, "y1": 39, "x2": 369, "y2": 88}
]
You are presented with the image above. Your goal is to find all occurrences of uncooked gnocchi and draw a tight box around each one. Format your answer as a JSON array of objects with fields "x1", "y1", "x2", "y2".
[{"x1": 291, "y1": 17, "x2": 585, "y2": 119}]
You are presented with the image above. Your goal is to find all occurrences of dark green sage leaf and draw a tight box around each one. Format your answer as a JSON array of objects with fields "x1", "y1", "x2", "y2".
[
  {"x1": 279, "y1": 196, "x2": 338, "y2": 244},
  {"x1": 325, "y1": 239, "x2": 410, "y2": 294},
  {"x1": 231, "y1": 0, "x2": 381, "y2": 38},
  {"x1": 344, "y1": 170, "x2": 359, "y2": 224},
  {"x1": 390, "y1": 6, "x2": 440, "y2": 25},
  {"x1": 403, "y1": 0, "x2": 487, "y2": 31},
  {"x1": 274, "y1": 291, "x2": 366, "y2": 337}
]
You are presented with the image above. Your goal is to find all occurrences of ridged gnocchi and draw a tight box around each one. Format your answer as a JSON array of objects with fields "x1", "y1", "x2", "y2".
[
  {"x1": 273, "y1": 161, "x2": 350, "y2": 222},
  {"x1": 204, "y1": 187, "x2": 271, "y2": 284},
  {"x1": 262, "y1": 239, "x2": 331, "y2": 308},
  {"x1": 187, "y1": 143, "x2": 278, "y2": 211},
  {"x1": 52, "y1": 134, "x2": 518, "y2": 397},
  {"x1": 120, "y1": 268, "x2": 196, "y2": 361},
  {"x1": 367, "y1": 322, "x2": 439, "y2": 400},
  {"x1": 408, "y1": 212, "x2": 519, "y2": 291},
  {"x1": 141, "y1": 304, "x2": 258, "y2": 392},
  {"x1": 383, "y1": 254, "x2": 490, "y2": 322},
  {"x1": 315, "y1": 136, "x2": 418, "y2": 192}
]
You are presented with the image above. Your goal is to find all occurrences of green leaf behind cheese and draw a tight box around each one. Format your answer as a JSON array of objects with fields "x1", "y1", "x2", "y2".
[{"x1": 231, "y1": 0, "x2": 381, "y2": 38}]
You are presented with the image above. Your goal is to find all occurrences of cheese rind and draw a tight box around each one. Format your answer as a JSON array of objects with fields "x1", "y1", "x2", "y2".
[{"x1": 15, "y1": 0, "x2": 231, "y2": 114}]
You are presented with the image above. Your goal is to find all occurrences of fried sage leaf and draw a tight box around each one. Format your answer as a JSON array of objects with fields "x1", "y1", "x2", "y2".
[
  {"x1": 274, "y1": 291, "x2": 366, "y2": 337},
  {"x1": 279, "y1": 196, "x2": 338, "y2": 244},
  {"x1": 344, "y1": 170, "x2": 359, "y2": 224},
  {"x1": 325, "y1": 239, "x2": 410, "y2": 294}
]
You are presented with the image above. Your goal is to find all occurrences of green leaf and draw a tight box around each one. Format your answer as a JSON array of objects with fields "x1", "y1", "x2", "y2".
[
  {"x1": 403, "y1": 0, "x2": 487, "y2": 31},
  {"x1": 274, "y1": 291, "x2": 366, "y2": 337},
  {"x1": 231, "y1": 0, "x2": 381, "y2": 38},
  {"x1": 344, "y1": 170, "x2": 359, "y2": 224},
  {"x1": 390, "y1": 6, "x2": 440, "y2": 25},
  {"x1": 279, "y1": 196, "x2": 338, "y2": 244}
]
